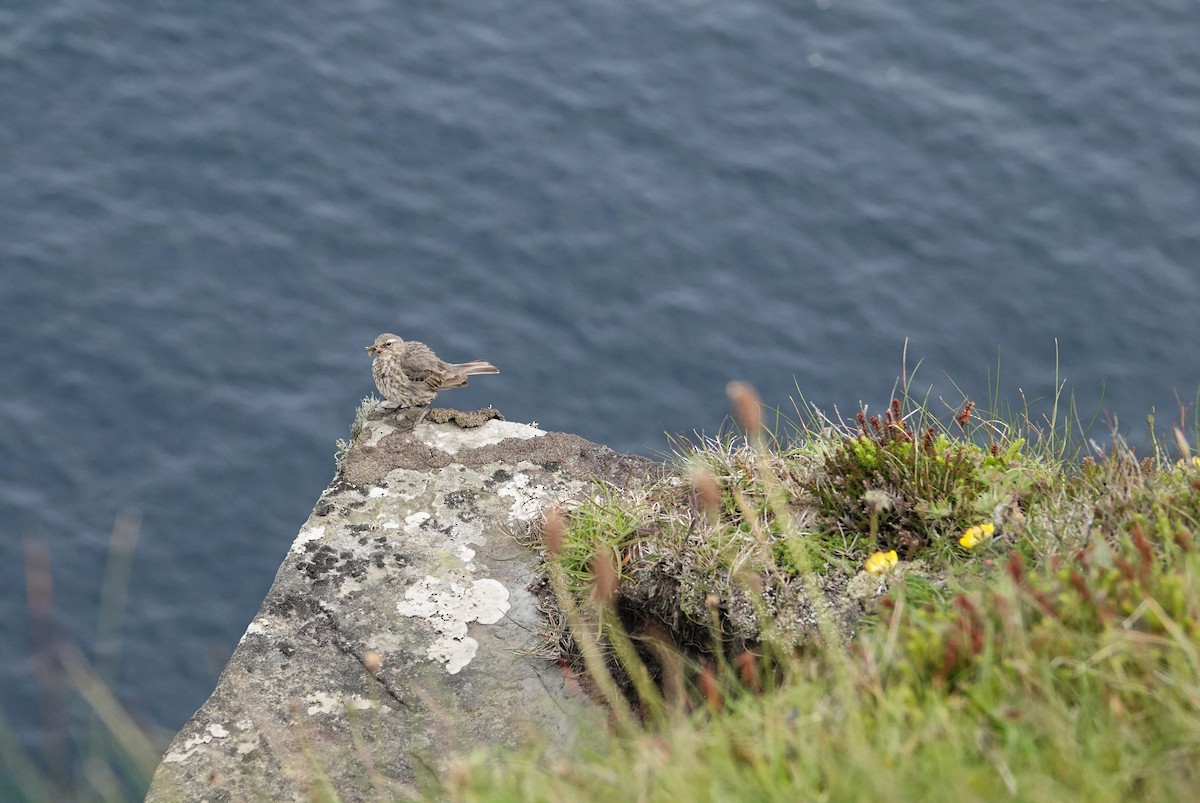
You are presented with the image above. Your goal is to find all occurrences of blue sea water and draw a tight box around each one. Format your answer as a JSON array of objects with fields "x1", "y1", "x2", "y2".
[{"x1": 1, "y1": 0, "x2": 1198, "y2": 785}]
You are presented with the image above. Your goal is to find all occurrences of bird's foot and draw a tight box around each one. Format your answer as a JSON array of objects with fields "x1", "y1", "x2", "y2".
[
  {"x1": 388, "y1": 405, "x2": 426, "y2": 431},
  {"x1": 374, "y1": 399, "x2": 403, "y2": 414}
]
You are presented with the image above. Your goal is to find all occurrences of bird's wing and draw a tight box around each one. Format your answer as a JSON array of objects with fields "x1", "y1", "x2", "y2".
[{"x1": 399, "y1": 341, "x2": 445, "y2": 382}]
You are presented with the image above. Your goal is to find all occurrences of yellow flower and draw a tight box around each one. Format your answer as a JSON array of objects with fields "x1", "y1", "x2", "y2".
[
  {"x1": 864, "y1": 550, "x2": 899, "y2": 575},
  {"x1": 959, "y1": 522, "x2": 996, "y2": 548}
]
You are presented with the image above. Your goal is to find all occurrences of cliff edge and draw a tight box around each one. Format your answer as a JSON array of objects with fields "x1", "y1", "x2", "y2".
[{"x1": 146, "y1": 411, "x2": 651, "y2": 801}]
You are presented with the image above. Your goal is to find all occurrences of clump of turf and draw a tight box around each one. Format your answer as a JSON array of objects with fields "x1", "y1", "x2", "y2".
[{"x1": 454, "y1": 381, "x2": 1200, "y2": 802}]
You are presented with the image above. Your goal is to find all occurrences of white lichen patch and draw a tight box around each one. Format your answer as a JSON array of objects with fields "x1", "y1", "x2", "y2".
[
  {"x1": 289, "y1": 526, "x2": 325, "y2": 555},
  {"x1": 397, "y1": 576, "x2": 511, "y2": 674},
  {"x1": 495, "y1": 465, "x2": 585, "y2": 522},
  {"x1": 346, "y1": 694, "x2": 380, "y2": 712},
  {"x1": 163, "y1": 721, "x2": 232, "y2": 763},
  {"x1": 303, "y1": 691, "x2": 386, "y2": 717},
  {"x1": 496, "y1": 472, "x2": 543, "y2": 521},
  {"x1": 419, "y1": 419, "x2": 545, "y2": 456},
  {"x1": 369, "y1": 486, "x2": 390, "y2": 498},
  {"x1": 306, "y1": 691, "x2": 341, "y2": 715},
  {"x1": 240, "y1": 618, "x2": 270, "y2": 642},
  {"x1": 429, "y1": 635, "x2": 478, "y2": 674},
  {"x1": 404, "y1": 512, "x2": 431, "y2": 531},
  {"x1": 447, "y1": 519, "x2": 484, "y2": 546},
  {"x1": 363, "y1": 418, "x2": 399, "y2": 447}
]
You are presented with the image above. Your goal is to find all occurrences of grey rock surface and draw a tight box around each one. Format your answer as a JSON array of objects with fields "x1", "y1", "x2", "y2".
[{"x1": 146, "y1": 413, "x2": 651, "y2": 802}]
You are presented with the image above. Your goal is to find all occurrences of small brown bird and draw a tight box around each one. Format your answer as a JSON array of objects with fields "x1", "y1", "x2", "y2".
[{"x1": 366, "y1": 333, "x2": 499, "y2": 416}]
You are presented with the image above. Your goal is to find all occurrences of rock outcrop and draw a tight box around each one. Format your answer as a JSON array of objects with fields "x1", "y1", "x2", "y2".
[{"x1": 146, "y1": 412, "x2": 650, "y2": 802}]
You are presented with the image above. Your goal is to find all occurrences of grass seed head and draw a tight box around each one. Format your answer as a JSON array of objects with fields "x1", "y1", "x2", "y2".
[
  {"x1": 590, "y1": 552, "x2": 619, "y2": 607},
  {"x1": 543, "y1": 507, "x2": 565, "y2": 558},
  {"x1": 726, "y1": 381, "x2": 763, "y2": 436}
]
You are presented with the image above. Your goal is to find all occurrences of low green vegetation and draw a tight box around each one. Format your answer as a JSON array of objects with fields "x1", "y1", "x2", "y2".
[{"x1": 445, "y1": 383, "x2": 1200, "y2": 802}]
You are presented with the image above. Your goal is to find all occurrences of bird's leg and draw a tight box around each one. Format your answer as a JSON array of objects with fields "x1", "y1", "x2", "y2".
[{"x1": 411, "y1": 404, "x2": 433, "y2": 428}]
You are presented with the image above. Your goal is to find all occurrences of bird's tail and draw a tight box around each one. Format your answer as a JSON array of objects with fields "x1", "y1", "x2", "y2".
[
  {"x1": 437, "y1": 361, "x2": 500, "y2": 389},
  {"x1": 454, "y1": 361, "x2": 499, "y2": 376}
]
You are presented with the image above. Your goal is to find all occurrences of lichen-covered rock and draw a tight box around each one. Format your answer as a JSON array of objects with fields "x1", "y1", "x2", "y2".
[{"x1": 146, "y1": 414, "x2": 649, "y2": 802}]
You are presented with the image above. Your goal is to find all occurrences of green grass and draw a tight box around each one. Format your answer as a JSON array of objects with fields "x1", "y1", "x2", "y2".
[{"x1": 442, "y1": 382, "x2": 1200, "y2": 802}]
